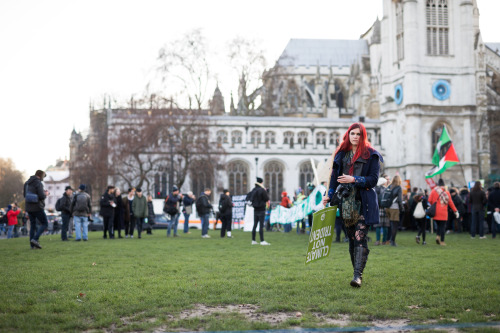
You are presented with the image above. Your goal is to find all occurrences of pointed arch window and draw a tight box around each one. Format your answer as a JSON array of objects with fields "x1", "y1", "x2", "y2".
[
  {"x1": 299, "y1": 161, "x2": 315, "y2": 191},
  {"x1": 251, "y1": 130, "x2": 262, "y2": 148},
  {"x1": 216, "y1": 130, "x2": 228, "y2": 145},
  {"x1": 227, "y1": 161, "x2": 249, "y2": 195},
  {"x1": 264, "y1": 131, "x2": 276, "y2": 148},
  {"x1": 264, "y1": 161, "x2": 284, "y2": 202},
  {"x1": 231, "y1": 130, "x2": 242, "y2": 147},
  {"x1": 298, "y1": 131, "x2": 308, "y2": 149},
  {"x1": 426, "y1": 0, "x2": 449, "y2": 56},
  {"x1": 316, "y1": 132, "x2": 327, "y2": 148},
  {"x1": 284, "y1": 131, "x2": 294, "y2": 148},
  {"x1": 329, "y1": 132, "x2": 340, "y2": 146}
]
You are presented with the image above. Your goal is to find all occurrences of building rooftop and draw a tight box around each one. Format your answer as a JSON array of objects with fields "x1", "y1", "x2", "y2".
[
  {"x1": 486, "y1": 42, "x2": 500, "y2": 55},
  {"x1": 277, "y1": 38, "x2": 369, "y2": 68}
]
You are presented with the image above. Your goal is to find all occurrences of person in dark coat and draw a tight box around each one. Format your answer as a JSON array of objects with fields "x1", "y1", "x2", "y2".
[
  {"x1": 99, "y1": 185, "x2": 116, "y2": 239},
  {"x1": 164, "y1": 186, "x2": 183, "y2": 237},
  {"x1": 449, "y1": 188, "x2": 465, "y2": 233},
  {"x1": 123, "y1": 188, "x2": 135, "y2": 238},
  {"x1": 146, "y1": 194, "x2": 155, "y2": 235},
  {"x1": 249, "y1": 177, "x2": 270, "y2": 245},
  {"x1": 219, "y1": 189, "x2": 233, "y2": 238},
  {"x1": 487, "y1": 182, "x2": 500, "y2": 238},
  {"x1": 323, "y1": 122, "x2": 383, "y2": 288},
  {"x1": 132, "y1": 188, "x2": 148, "y2": 239},
  {"x1": 410, "y1": 191, "x2": 429, "y2": 245},
  {"x1": 113, "y1": 188, "x2": 125, "y2": 238},
  {"x1": 197, "y1": 188, "x2": 213, "y2": 238},
  {"x1": 386, "y1": 175, "x2": 404, "y2": 247},
  {"x1": 23, "y1": 170, "x2": 49, "y2": 249},
  {"x1": 469, "y1": 181, "x2": 487, "y2": 238},
  {"x1": 59, "y1": 186, "x2": 74, "y2": 241}
]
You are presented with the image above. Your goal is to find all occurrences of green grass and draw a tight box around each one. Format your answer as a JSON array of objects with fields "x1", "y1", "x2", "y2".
[{"x1": 0, "y1": 228, "x2": 499, "y2": 332}]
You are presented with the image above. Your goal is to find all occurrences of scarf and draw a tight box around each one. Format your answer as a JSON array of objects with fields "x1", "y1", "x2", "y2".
[{"x1": 436, "y1": 187, "x2": 449, "y2": 206}]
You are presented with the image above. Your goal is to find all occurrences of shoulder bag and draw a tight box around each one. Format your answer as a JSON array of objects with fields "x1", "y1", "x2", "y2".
[
  {"x1": 425, "y1": 202, "x2": 437, "y2": 218},
  {"x1": 25, "y1": 184, "x2": 39, "y2": 203}
]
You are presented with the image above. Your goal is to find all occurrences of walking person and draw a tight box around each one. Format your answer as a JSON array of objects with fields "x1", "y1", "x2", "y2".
[
  {"x1": 449, "y1": 188, "x2": 465, "y2": 233},
  {"x1": 374, "y1": 175, "x2": 391, "y2": 245},
  {"x1": 70, "y1": 184, "x2": 92, "y2": 241},
  {"x1": 132, "y1": 188, "x2": 148, "y2": 239},
  {"x1": 469, "y1": 181, "x2": 487, "y2": 239},
  {"x1": 24, "y1": 170, "x2": 49, "y2": 249},
  {"x1": 100, "y1": 185, "x2": 116, "y2": 239},
  {"x1": 123, "y1": 188, "x2": 135, "y2": 238},
  {"x1": 386, "y1": 175, "x2": 404, "y2": 246},
  {"x1": 322, "y1": 122, "x2": 383, "y2": 287},
  {"x1": 487, "y1": 182, "x2": 500, "y2": 238},
  {"x1": 146, "y1": 194, "x2": 155, "y2": 235},
  {"x1": 182, "y1": 191, "x2": 195, "y2": 234},
  {"x1": 113, "y1": 188, "x2": 125, "y2": 238},
  {"x1": 164, "y1": 186, "x2": 183, "y2": 237},
  {"x1": 6, "y1": 204, "x2": 20, "y2": 239},
  {"x1": 411, "y1": 191, "x2": 428, "y2": 245},
  {"x1": 219, "y1": 189, "x2": 233, "y2": 238},
  {"x1": 428, "y1": 179, "x2": 459, "y2": 245},
  {"x1": 249, "y1": 177, "x2": 271, "y2": 245},
  {"x1": 58, "y1": 186, "x2": 74, "y2": 241},
  {"x1": 196, "y1": 188, "x2": 213, "y2": 238}
]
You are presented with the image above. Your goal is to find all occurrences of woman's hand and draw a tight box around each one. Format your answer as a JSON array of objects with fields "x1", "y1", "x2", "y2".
[
  {"x1": 322, "y1": 196, "x2": 330, "y2": 206},
  {"x1": 337, "y1": 174, "x2": 355, "y2": 184}
]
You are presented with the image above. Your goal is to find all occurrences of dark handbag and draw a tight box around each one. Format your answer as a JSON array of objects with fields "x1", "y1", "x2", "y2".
[
  {"x1": 426, "y1": 202, "x2": 437, "y2": 218},
  {"x1": 25, "y1": 184, "x2": 39, "y2": 203}
]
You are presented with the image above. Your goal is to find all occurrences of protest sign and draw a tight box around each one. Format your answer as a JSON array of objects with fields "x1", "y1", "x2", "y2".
[
  {"x1": 305, "y1": 205, "x2": 336, "y2": 265},
  {"x1": 232, "y1": 195, "x2": 247, "y2": 222}
]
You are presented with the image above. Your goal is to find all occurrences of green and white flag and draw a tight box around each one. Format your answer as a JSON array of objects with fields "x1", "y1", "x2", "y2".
[{"x1": 426, "y1": 126, "x2": 460, "y2": 179}]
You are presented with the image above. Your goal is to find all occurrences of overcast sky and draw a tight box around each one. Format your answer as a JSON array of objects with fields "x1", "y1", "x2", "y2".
[{"x1": 0, "y1": 0, "x2": 498, "y2": 176}]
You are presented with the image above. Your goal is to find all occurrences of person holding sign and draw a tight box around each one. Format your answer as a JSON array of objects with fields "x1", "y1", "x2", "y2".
[{"x1": 322, "y1": 122, "x2": 383, "y2": 288}]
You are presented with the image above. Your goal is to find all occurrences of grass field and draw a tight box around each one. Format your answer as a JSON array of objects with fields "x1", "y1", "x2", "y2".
[{"x1": 0, "y1": 228, "x2": 499, "y2": 332}]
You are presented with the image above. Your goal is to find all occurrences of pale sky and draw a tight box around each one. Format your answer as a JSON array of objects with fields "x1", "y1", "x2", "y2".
[{"x1": 0, "y1": 0, "x2": 498, "y2": 176}]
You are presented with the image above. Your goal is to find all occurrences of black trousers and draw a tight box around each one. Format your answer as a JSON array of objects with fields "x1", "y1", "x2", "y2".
[
  {"x1": 103, "y1": 215, "x2": 114, "y2": 238},
  {"x1": 124, "y1": 214, "x2": 133, "y2": 235},
  {"x1": 390, "y1": 220, "x2": 398, "y2": 242},
  {"x1": 253, "y1": 210, "x2": 265, "y2": 241},
  {"x1": 416, "y1": 218, "x2": 427, "y2": 241},
  {"x1": 61, "y1": 212, "x2": 70, "y2": 240},
  {"x1": 220, "y1": 215, "x2": 232, "y2": 237},
  {"x1": 435, "y1": 219, "x2": 446, "y2": 241},
  {"x1": 135, "y1": 217, "x2": 144, "y2": 237}
]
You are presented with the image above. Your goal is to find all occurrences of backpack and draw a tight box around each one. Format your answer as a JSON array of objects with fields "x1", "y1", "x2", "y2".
[
  {"x1": 163, "y1": 196, "x2": 179, "y2": 215},
  {"x1": 55, "y1": 197, "x2": 64, "y2": 212},
  {"x1": 72, "y1": 193, "x2": 89, "y2": 213},
  {"x1": 245, "y1": 188, "x2": 257, "y2": 207},
  {"x1": 413, "y1": 201, "x2": 426, "y2": 219},
  {"x1": 195, "y1": 195, "x2": 205, "y2": 214},
  {"x1": 380, "y1": 187, "x2": 395, "y2": 208}
]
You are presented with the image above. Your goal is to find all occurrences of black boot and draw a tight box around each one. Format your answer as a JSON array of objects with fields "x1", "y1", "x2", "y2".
[{"x1": 350, "y1": 247, "x2": 369, "y2": 288}]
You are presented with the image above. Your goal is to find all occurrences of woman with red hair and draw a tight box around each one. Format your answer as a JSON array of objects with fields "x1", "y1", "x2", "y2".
[{"x1": 323, "y1": 123, "x2": 383, "y2": 287}]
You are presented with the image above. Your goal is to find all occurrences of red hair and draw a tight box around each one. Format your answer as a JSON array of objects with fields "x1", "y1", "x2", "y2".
[{"x1": 335, "y1": 122, "x2": 372, "y2": 175}]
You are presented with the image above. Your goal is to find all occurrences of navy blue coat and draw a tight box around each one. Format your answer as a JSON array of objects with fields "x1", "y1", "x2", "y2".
[{"x1": 328, "y1": 148, "x2": 383, "y2": 225}]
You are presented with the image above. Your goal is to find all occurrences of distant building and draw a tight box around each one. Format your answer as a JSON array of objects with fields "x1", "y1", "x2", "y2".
[
  {"x1": 70, "y1": 0, "x2": 500, "y2": 204},
  {"x1": 44, "y1": 159, "x2": 70, "y2": 211}
]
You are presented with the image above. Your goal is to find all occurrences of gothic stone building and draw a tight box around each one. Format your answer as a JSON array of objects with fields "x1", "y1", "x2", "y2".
[{"x1": 70, "y1": 0, "x2": 500, "y2": 203}]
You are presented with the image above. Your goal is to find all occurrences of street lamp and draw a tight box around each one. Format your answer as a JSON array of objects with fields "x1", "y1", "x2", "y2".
[{"x1": 168, "y1": 126, "x2": 175, "y2": 192}]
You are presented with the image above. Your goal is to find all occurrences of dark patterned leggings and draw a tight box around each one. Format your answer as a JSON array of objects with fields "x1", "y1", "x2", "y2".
[{"x1": 346, "y1": 221, "x2": 369, "y2": 249}]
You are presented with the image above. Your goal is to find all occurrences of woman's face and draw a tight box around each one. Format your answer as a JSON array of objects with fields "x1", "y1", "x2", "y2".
[{"x1": 349, "y1": 127, "x2": 361, "y2": 147}]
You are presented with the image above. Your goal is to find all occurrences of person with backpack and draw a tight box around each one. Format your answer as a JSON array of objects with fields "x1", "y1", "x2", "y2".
[
  {"x1": 196, "y1": 188, "x2": 213, "y2": 238},
  {"x1": 24, "y1": 170, "x2": 49, "y2": 249},
  {"x1": 56, "y1": 185, "x2": 74, "y2": 241},
  {"x1": 384, "y1": 175, "x2": 404, "y2": 247},
  {"x1": 70, "y1": 184, "x2": 92, "y2": 241},
  {"x1": 428, "y1": 179, "x2": 459, "y2": 245},
  {"x1": 219, "y1": 189, "x2": 233, "y2": 238},
  {"x1": 163, "y1": 186, "x2": 183, "y2": 237},
  {"x1": 132, "y1": 188, "x2": 148, "y2": 239},
  {"x1": 248, "y1": 177, "x2": 271, "y2": 245},
  {"x1": 410, "y1": 191, "x2": 428, "y2": 245},
  {"x1": 322, "y1": 122, "x2": 383, "y2": 288}
]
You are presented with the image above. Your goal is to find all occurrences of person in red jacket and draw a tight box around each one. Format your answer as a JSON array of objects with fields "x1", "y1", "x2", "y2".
[
  {"x1": 7, "y1": 203, "x2": 21, "y2": 239},
  {"x1": 428, "y1": 179, "x2": 459, "y2": 246}
]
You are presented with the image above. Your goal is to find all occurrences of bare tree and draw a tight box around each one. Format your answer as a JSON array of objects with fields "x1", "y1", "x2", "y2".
[
  {"x1": 0, "y1": 158, "x2": 24, "y2": 207},
  {"x1": 107, "y1": 100, "x2": 225, "y2": 195},
  {"x1": 157, "y1": 29, "x2": 211, "y2": 110},
  {"x1": 227, "y1": 37, "x2": 267, "y2": 114}
]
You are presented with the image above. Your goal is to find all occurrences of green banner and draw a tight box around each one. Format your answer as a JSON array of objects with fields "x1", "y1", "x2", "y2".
[{"x1": 305, "y1": 206, "x2": 337, "y2": 265}]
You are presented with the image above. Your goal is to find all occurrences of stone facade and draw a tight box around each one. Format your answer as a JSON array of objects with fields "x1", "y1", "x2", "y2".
[{"x1": 70, "y1": 0, "x2": 500, "y2": 203}]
